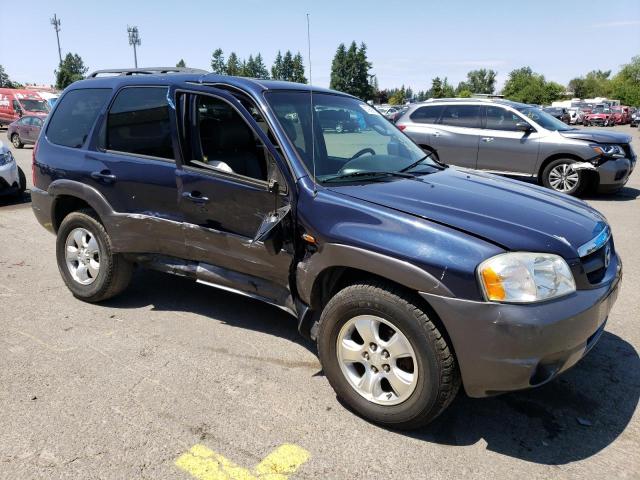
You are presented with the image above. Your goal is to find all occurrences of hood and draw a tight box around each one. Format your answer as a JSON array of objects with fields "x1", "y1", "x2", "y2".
[
  {"x1": 329, "y1": 168, "x2": 607, "y2": 259},
  {"x1": 559, "y1": 129, "x2": 631, "y2": 144}
]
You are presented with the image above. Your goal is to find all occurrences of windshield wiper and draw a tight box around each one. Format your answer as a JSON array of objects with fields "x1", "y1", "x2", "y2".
[
  {"x1": 400, "y1": 153, "x2": 446, "y2": 172},
  {"x1": 323, "y1": 170, "x2": 416, "y2": 184}
]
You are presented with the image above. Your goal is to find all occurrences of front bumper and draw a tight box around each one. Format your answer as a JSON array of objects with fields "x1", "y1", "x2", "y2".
[
  {"x1": 596, "y1": 157, "x2": 635, "y2": 192},
  {"x1": 420, "y1": 254, "x2": 622, "y2": 398},
  {"x1": 0, "y1": 161, "x2": 20, "y2": 195}
]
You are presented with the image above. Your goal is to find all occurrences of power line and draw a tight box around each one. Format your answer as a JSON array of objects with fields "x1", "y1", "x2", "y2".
[
  {"x1": 127, "y1": 26, "x2": 141, "y2": 68},
  {"x1": 50, "y1": 14, "x2": 62, "y2": 65}
]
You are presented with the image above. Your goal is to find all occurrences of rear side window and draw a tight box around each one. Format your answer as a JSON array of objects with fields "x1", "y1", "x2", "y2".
[
  {"x1": 46, "y1": 89, "x2": 110, "y2": 148},
  {"x1": 410, "y1": 105, "x2": 444, "y2": 124},
  {"x1": 439, "y1": 105, "x2": 481, "y2": 128},
  {"x1": 105, "y1": 86, "x2": 173, "y2": 159}
]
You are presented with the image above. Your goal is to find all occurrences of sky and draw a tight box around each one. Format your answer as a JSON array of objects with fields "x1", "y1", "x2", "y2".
[{"x1": 1, "y1": 0, "x2": 639, "y2": 91}]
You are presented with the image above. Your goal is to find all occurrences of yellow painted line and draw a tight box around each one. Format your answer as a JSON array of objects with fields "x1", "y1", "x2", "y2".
[{"x1": 175, "y1": 443, "x2": 310, "y2": 480}]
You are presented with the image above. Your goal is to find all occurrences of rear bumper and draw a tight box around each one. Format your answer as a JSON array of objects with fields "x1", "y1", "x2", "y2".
[
  {"x1": 420, "y1": 254, "x2": 622, "y2": 398},
  {"x1": 31, "y1": 186, "x2": 55, "y2": 232}
]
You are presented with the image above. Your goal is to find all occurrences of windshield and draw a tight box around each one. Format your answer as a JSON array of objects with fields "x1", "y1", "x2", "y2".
[
  {"x1": 19, "y1": 99, "x2": 49, "y2": 113},
  {"x1": 515, "y1": 106, "x2": 573, "y2": 131},
  {"x1": 265, "y1": 92, "x2": 436, "y2": 183}
]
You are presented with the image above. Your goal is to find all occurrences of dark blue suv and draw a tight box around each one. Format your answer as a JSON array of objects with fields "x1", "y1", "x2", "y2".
[{"x1": 31, "y1": 68, "x2": 622, "y2": 429}]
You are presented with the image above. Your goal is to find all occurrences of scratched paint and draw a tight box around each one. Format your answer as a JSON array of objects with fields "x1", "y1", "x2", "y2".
[{"x1": 175, "y1": 443, "x2": 310, "y2": 480}]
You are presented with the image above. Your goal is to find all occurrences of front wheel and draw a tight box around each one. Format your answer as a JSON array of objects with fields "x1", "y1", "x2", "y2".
[
  {"x1": 317, "y1": 281, "x2": 460, "y2": 429},
  {"x1": 542, "y1": 159, "x2": 586, "y2": 195},
  {"x1": 56, "y1": 210, "x2": 133, "y2": 302}
]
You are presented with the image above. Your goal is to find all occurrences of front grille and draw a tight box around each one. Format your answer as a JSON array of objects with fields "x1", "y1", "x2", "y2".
[{"x1": 581, "y1": 240, "x2": 611, "y2": 284}]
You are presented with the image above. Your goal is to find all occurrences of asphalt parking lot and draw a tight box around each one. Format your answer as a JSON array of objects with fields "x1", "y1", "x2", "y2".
[{"x1": 1, "y1": 125, "x2": 639, "y2": 479}]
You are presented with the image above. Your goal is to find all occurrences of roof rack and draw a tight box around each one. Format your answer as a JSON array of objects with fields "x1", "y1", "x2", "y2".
[{"x1": 88, "y1": 67, "x2": 208, "y2": 78}]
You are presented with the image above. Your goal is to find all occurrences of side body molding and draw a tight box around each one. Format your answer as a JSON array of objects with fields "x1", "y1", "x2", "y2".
[{"x1": 296, "y1": 243, "x2": 454, "y2": 308}]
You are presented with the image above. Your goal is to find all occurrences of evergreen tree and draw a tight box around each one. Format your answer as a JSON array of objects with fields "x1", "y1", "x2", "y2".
[
  {"x1": 281, "y1": 51, "x2": 294, "y2": 81},
  {"x1": 271, "y1": 51, "x2": 283, "y2": 80},
  {"x1": 211, "y1": 48, "x2": 226, "y2": 74},
  {"x1": 176, "y1": 59, "x2": 186, "y2": 68},
  {"x1": 430, "y1": 77, "x2": 443, "y2": 98},
  {"x1": 330, "y1": 43, "x2": 348, "y2": 92},
  {"x1": 253, "y1": 53, "x2": 270, "y2": 79},
  {"x1": 0, "y1": 65, "x2": 21, "y2": 88},
  {"x1": 226, "y1": 52, "x2": 241, "y2": 76},
  {"x1": 55, "y1": 53, "x2": 88, "y2": 90},
  {"x1": 243, "y1": 55, "x2": 256, "y2": 77},
  {"x1": 291, "y1": 53, "x2": 307, "y2": 83}
]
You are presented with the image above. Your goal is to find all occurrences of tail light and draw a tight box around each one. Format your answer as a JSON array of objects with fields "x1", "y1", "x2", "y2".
[
  {"x1": 397, "y1": 124, "x2": 407, "y2": 131},
  {"x1": 32, "y1": 139, "x2": 39, "y2": 186}
]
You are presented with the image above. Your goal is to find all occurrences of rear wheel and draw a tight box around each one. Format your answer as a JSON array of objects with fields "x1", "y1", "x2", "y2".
[
  {"x1": 56, "y1": 210, "x2": 133, "y2": 302},
  {"x1": 11, "y1": 133, "x2": 23, "y2": 149},
  {"x1": 317, "y1": 281, "x2": 460, "y2": 429},
  {"x1": 542, "y1": 159, "x2": 586, "y2": 195}
]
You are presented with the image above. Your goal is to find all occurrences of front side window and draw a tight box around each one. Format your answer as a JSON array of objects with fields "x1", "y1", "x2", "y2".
[
  {"x1": 46, "y1": 88, "x2": 111, "y2": 148},
  {"x1": 485, "y1": 106, "x2": 523, "y2": 131},
  {"x1": 105, "y1": 86, "x2": 173, "y2": 159},
  {"x1": 410, "y1": 105, "x2": 444, "y2": 124},
  {"x1": 515, "y1": 106, "x2": 573, "y2": 131},
  {"x1": 439, "y1": 105, "x2": 481, "y2": 128},
  {"x1": 187, "y1": 95, "x2": 268, "y2": 181},
  {"x1": 266, "y1": 91, "x2": 438, "y2": 182}
]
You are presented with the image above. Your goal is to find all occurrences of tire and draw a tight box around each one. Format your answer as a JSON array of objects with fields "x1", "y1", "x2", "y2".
[
  {"x1": 542, "y1": 158, "x2": 586, "y2": 196},
  {"x1": 317, "y1": 281, "x2": 460, "y2": 430},
  {"x1": 11, "y1": 133, "x2": 23, "y2": 149},
  {"x1": 56, "y1": 209, "x2": 134, "y2": 302}
]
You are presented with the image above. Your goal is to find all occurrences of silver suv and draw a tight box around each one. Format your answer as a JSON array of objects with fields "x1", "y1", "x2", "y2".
[{"x1": 396, "y1": 99, "x2": 636, "y2": 195}]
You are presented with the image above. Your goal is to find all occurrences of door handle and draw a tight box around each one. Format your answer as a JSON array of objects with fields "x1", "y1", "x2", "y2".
[
  {"x1": 182, "y1": 191, "x2": 210, "y2": 204},
  {"x1": 90, "y1": 170, "x2": 117, "y2": 183},
  {"x1": 433, "y1": 132, "x2": 442, "y2": 137},
  {"x1": 481, "y1": 137, "x2": 495, "y2": 142}
]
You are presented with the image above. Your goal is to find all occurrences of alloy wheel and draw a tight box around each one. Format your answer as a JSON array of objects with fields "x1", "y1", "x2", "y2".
[
  {"x1": 64, "y1": 227, "x2": 101, "y2": 285},
  {"x1": 337, "y1": 315, "x2": 418, "y2": 405},
  {"x1": 548, "y1": 163, "x2": 579, "y2": 193}
]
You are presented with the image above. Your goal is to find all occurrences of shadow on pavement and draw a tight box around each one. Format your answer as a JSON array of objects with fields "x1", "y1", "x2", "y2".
[
  {"x1": 582, "y1": 186, "x2": 640, "y2": 202},
  {"x1": 105, "y1": 269, "x2": 638, "y2": 465},
  {"x1": 0, "y1": 190, "x2": 31, "y2": 207}
]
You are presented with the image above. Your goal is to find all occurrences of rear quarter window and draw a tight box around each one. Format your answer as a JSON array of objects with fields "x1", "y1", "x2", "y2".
[
  {"x1": 409, "y1": 105, "x2": 444, "y2": 124},
  {"x1": 46, "y1": 89, "x2": 111, "y2": 148}
]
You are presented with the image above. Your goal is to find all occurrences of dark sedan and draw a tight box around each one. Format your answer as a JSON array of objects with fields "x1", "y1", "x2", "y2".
[
  {"x1": 7, "y1": 115, "x2": 45, "y2": 148},
  {"x1": 543, "y1": 107, "x2": 571, "y2": 124}
]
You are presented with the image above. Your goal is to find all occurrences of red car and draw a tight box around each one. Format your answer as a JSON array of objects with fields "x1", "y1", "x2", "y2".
[
  {"x1": 583, "y1": 106, "x2": 614, "y2": 127},
  {"x1": 610, "y1": 106, "x2": 630, "y2": 125}
]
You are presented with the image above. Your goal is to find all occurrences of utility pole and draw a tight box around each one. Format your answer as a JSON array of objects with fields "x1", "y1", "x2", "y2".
[
  {"x1": 127, "y1": 26, "x2": 141, "y2": 68},
  {"x1": 50, "y1": 14, "x2": 62, "y2": 64}
]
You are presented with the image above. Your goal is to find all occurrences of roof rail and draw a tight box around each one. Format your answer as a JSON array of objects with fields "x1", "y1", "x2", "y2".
[{"x1": 87, "y1": 67, "x2": 208, "y2": 78}]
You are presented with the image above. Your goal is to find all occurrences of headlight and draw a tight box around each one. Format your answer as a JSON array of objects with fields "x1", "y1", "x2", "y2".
[
  {"x1": 591, "y1": 144, "x2": 625, "y2": 158},
  {"x1": 477, "y1": 252, "x2": 576, "y2": 303},
  {"x1": 0, "y1": 151, "x2": 14, "y2": 166}
]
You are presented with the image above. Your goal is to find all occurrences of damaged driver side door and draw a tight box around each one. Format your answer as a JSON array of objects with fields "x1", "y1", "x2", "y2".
[{"x1": 171, "y1": 85, "x2": 295, "y2": 309}]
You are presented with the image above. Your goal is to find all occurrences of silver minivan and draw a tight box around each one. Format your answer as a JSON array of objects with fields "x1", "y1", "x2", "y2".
[{"x1": 396, "y1": 99, "x2": 636, "y2": 195}]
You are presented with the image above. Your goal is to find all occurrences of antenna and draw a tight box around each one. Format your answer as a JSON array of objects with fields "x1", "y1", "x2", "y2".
[{"x1": 306, "y1": 13, "x2": 317, "y2": 197}]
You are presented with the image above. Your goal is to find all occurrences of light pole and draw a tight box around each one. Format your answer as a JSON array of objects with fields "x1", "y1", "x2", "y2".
[
  {"x1": 50, "y1": 14, "x2": 62, "y2": 65},
  {"x1": 127, "y1": 26, "x2": 141, "y2": 68}
]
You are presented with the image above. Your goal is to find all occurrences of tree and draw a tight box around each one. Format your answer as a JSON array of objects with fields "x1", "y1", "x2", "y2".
[
  {"x1": 465, "y1": 69, "x2": 497, "y2": 94},
  {"x1": 582, "y1": 70, "x2": 612, "y2": 98},
  {"x1": 501, "y1": 67, "x2": 548, "y2": 104},
  {"x1": 329, "y1": 43, "x2": 348, "y2": 92},
  {"x1": 610, "y1": 56, "x2": 640, "y2": 106},
  {"x1": 281, "y1": 51, "x2": 294, "y2": 81},
  {"x1": 388, "y1": 86, "x2": 406, "y2": 105},
  {"x1": 457, "y1": 89, "x2": 473, "y2": 98},
  {"x1": 55, "y1": 53, "x2": 88, "y2": 90},
  {"x1": 291, "y1": 53, "x2": 307, "y2": 83},
  {"x1": 226, "y1": 52, "x2": 241, "y2": 76},
  {"x1": 545, "y1": 81, "x2": 565, "y2": 102},
  {"x1": 176, "y1": 59, "x2": 186, "y2": 68},
  {"x1": 211, "y1": 48, "x2": 226, "y2": 74},
  {"x1": 568, "y1": 77, "x2": 586, "y2": 98},
  {"x1": 0, "y1": 65, "x2": 21, "y2": 88},
  {"x1": 271, "y1": 51, "x2": 283, "y2": 80},
  {"x1": 242, "y1": 54, "x2": 257, "y2": 77},
  {"x1": 253, "y1": 53, "x2": 270, "y2": 79}
]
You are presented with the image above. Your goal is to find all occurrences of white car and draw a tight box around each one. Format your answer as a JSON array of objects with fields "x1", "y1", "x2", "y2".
[
  {"x1": 567, "y1": 107, "x2": 585, "y2": 125},
  {"x1": 0, "y1": 141, "x2": 25, "y2": 197}
]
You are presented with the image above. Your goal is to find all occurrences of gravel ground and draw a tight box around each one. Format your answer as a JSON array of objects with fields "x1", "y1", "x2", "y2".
[{"x1": 0, "y1": 125, "x2": 638, "y2": 479}]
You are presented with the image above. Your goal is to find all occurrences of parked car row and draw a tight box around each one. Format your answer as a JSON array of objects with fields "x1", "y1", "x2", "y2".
[{"x1": 0, "y1": 88, "x2": 50, "y2": 127}]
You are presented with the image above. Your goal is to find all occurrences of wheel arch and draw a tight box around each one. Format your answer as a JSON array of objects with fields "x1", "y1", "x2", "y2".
[
  {"x1": 537, "y1": 152, "x2": 598, "y2": 184},
  {"x1": 49, "y1": 180, "x2": 114, "y2": 233}
]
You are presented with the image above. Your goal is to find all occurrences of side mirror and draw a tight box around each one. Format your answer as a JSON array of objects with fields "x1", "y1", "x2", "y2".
[
  {"x1": 515, "y1": 122, "x2": 532, "y2": 132},
  {"x1": 253, "y1": 205, "x2": 291, "y2": 255}
]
